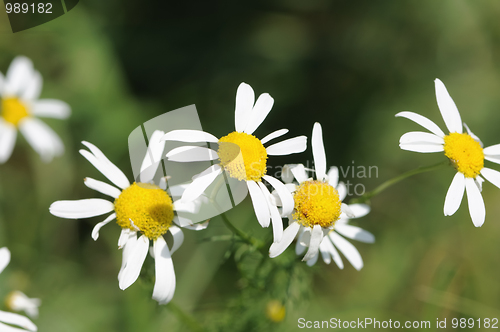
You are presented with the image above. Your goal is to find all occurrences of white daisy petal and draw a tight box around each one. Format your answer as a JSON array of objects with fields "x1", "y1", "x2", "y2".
[
  {"x1": 337, "y1": 182, "x2": 347, "y2": 201},
  {"x1": 465, "y1": 177, "x2": 486, "y2": 227},
  {"x1": 329, "y1": 232, "x2": 363, "y2": 270},
  {"x1": 119, "y1": 235, "x2": 149, "y2": 290},
  {"x1": 152, "y1": 236, "x2": 176, "y2": 305},
  {"x1": 263, "y1": 175, "x2": 294, "y2": 217},
  {"x1": 335, "y1": 224, "x2": 375, "y2": 243},
  {"x1": 323, "y1": 237, "x2": 344, "y2": 269},
  {"x1": 434, "y1": 78, "x2": 462, "y2": 134},
  {"x1": 395, "y1": 111, "x2": 446, "y2": 137},
  {"x1": 483, "y1": 144, "x2": 500, "y2": 156},
  {"x1": 290, "y1": 164, "x2": 308, "y2": 184},
  {"x1": 162, "y1": 130, "x2": 218, "y2": 143},
  {"x1": 399, "y1": 132, "x2": 444, "y2": 145},
  {"x1": 181, "y1": 165, "x2": 222, "y2": 202},
  {"x1": 21, "y1": 70, "x2": 42, "y2": 101},
  {"x1": 330, "y1": 232, "x2": 363, "y2": 271},
  {"x1": 311, "y1": 123, "x2": 327, "y2": 181},
  {"x1": 0, "y1": 310, "x2": 37, "y2": 332},
  {"x1": 166, "y1": 146, "x2": 218, "y2": 162},
  {"x1": 281, "y1": 164, "x2": 297, "y2": 184},
  {"x1": 306, "y1": 251, "x2": 319, "y2": 266},
  {"x1": 91, "y1": 213, "x2": 116, "y2": 241},
  {"x1": 168, "y1": 226, "x2": 184, "y2": 255},
  {"x1": 4, "y1": 56, "x2": 33, "y2": 96},
  {"x1": 266, "y1": 136, "x2": 307, "y2": 156},
  {"x1": 247, "y1": 181, "x2": 271, "y2": 228},
  {"x1": 176, "y1": 220, "x2": 209, "y2": 231},
  {"x1": 463, "y1": 123, "x2": 483, "y2": 147},
  {"x1": 84, "y1": 178, "x2": 122, "y2": 199},
  {"x1": 444, "y1": 172, "x2": 465, "y2": 216},
  {"x1": 347, "y1": 204, "x2": 371, "y2": 218},
  {"x1": 261, "y1": 129, "x2": 289, "y2": 145},
  {"x1": 269, "y1": 203, "x2": 284, "y2": 243},
  {"x1": 399, "y1": 142, "x2": 444, "y2": 153},
  {"x1": 295, "y1": 231, "x2": 307, "y2": 255},
  {"x1": 117, "y1": 228, "x2": 131, "y2": 249},
  {"x1": 0, "y1": 247, "x2": 11, "y2": 274},
  {"x1": 481, "y1": 168, "x2": 500, "y2": 189},
  {"x1": 341, "y1": 203, "x2": 355, "y2": 218},
  {"x1": 0, "y1": 122, "x2": 17, "y2": 164},
  {"x1": 234, "y1": 82, "x2": 255, "y2": 133},
  {"x1": 50, "y1": 199, "x2": 114, "y2": 219},
  {"x1": 475, "y1": 175, "x2": 484, "y2": 192},
  {"x1": 19, "y1": 118, "x2": 64, "y2": 162},
  {"x1": 118, "y1": 231, "x2": 137, "y2": 281},
  {"x1": 30, "y1": 99, "x2": 71, "y2": 119},
  {"x1": 318, "y1": 241, "x2": 331, "y2": 264},
  {"x1": 244, "y1": 93, "x2": 274, "y2": 135},
  {"x1": 140, "y1": 130, "x2": 166, "y2": 183},
  {"x1": 485, "y1": 156, "x2": 500, "y2": 165},
  {"x1": 327, "y1": 167, "x2": 339, "y2": 188},
  {"x1": 269, "y1": 221, "x2": 301, "y2": 258},
  {"x1": 302, "y1": 225, "x2": 324, "y2": 261},
  {"x1": 80, "y1": 141, "x2": 130, "y2": 189}
]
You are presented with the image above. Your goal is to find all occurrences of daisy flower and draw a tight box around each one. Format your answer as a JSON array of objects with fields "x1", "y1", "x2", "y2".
[
  {"x1": 163, "y1": 82, "x2": 307, "y2": 242},
  {"x1": 5, "y1": 291, "x2": 41, "y2": 319},
  {"x1": 0, "y1": 248, "x2": 38, "y2": 332},
  {"x1": 397, "y1": 78, "x2": 500, "y2": 227},
  {"x1": 0, "y1": 56, "x2": 71, "y2": 163},
  {"x1": 49, "y1": 131, "x2": 206, "y2": 304},
  {"x1": 269, "y1": 122, "x2": 374, "y2": 266}
]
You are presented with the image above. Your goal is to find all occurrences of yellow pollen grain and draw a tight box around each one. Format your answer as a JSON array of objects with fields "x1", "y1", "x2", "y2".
[
  {"x1": 1, "y1": 98, "x2": 29, "y2": 126},
  {"x1": 114, "y1": 182, "x2": 174, "y2": 240},
  {"x1": 444, "y1": 133, "x2": 484, "y2": 178},
  {"x1": 218, "y1": 131, "x2": 268, "y2": 182},
  {"x1": 293, "y1": 180, "x2": 342, "y2": 228}
]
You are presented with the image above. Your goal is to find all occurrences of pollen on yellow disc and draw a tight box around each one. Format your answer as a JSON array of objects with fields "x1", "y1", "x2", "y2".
[
  {"x1": 293, "y1": 180, "x2": 342, "y2": 228},
  {"x1": 444, "y1": 133, "x2": 484, "y2": 178},
  {"x1": 266, "y1": 300, "x2": 286, "y2": 323},
  {"x1": 1, "y1": 98, "x2": 29, "y2": 126},
  {"x1": 218, "y1": 131, "x2": 268, "y2": 182},
  {"x1": 114, "y1": 182, "x2": 174, "y2": 240}
]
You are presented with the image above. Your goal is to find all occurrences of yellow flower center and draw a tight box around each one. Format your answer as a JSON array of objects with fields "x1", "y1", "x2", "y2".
[
  {"x1": 293, "y1": 180, "x2": 342, "y2": 228},
  {"x1": 114, "y1": 182, "x2": 174, "y2": 240},
  {"x1": 443, "y1": 133, "x2": 484, "y2": 178},
  {"x1": 1, "y1": 98, "x2": 29, "y2": 126},
  {"x1": 218, "y1": 131, "x2": 268, "y2": 182}
]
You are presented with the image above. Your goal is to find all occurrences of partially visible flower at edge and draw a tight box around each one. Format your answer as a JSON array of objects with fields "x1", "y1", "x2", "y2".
[
  {"x1": 0, "y1": 247, "x2": 38, "y2": 332},
  {"x1": 0, "y1": 56, "x2": 71, "y2": 163}
]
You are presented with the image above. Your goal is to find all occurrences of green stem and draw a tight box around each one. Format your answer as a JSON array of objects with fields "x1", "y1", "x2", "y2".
[
  {"x1": 167, "y1": 301, "x2": 204, "y2": 332},
  {"x1": 351, "y1": 160, "x2": 450, "y2": 204},
  {"x1": 219, "y1": 212, "x2": 267, "y2": 256}
]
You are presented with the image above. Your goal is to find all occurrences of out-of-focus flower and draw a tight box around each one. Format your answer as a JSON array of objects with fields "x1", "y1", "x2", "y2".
[
  {"x1": 269, "y1": 123, "x2": 374, "y2": 268},
  {"x1": 49, "y1": 131, "x2": 207, "y2": 304},
  {"x1": 397, "y1": 78, "x2": 500, "y2": 227},
  {"x1": 0, "y1": 248, "x2": 38, "y2": 332},
  {"x1": 5, "y1": 291, "x2": 41, "y2": 319},
  {"x1": 266, "y1": 300, "x2": 285, "y2": 323},
  {"x1": 164, "y1": 82, "x2": 307, "y2": 243},
  {"x1": 0, "y1": 56, "x2": 71, "y2": 163}
]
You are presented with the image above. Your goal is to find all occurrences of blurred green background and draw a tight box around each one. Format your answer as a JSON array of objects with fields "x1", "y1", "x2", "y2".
[{"x1": 1, "y1": 0, "x2": 500, "y2": 331}]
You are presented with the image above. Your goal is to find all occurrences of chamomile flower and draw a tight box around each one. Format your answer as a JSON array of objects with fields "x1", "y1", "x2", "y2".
[
  {"x1": 49, "y1": 131, "x2": 206, "y2": 304},
  {"x1": 269, "y1": 123, "x2": 374, "y2": 267},
  {"x1": 397, "y1": 78, "x2": 500, "y2": 227},
  {"x1": 0, "y1": 248, "x2": 38, "y2": 332},
  {"x1": 163, "y1": 82, "x2": 307, "y2": 242},
  {"x1": 5, "y1": 291, "x2": 41, "y2": 319},
  {"x1": 0, "y1": 56, "x2": 70, "y2": 163}
]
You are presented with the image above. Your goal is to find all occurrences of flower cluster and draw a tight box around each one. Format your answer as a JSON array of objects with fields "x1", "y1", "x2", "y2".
[{"x1": 1, "y1": 55, "x2": 499, "y2": 329}]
